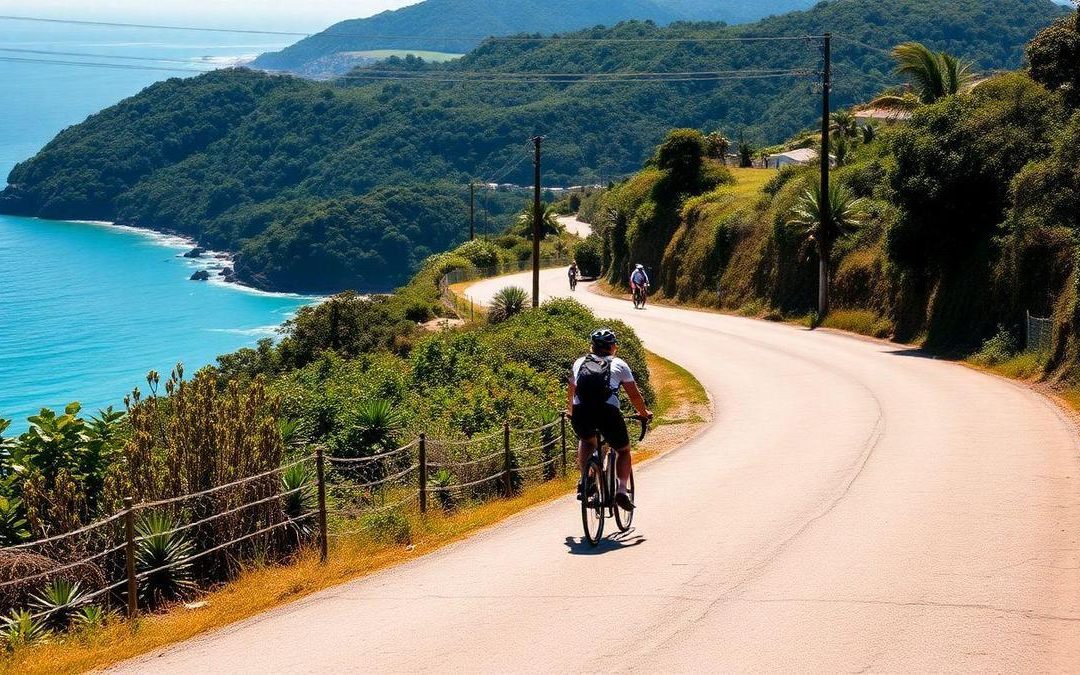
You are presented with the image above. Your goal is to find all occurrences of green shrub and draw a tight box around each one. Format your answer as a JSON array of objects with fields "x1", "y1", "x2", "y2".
[
  {"x1": 2, "y1": 609, "x2": 48, "y2": 650},
  {"x1": 971, "y1": 326, "x2": 1019, "y2": 366},
  {"x1": 574, "y1": 235, "x2": 603, "y2": 278},
  {"x1": 361, "y1": 509, "x2": 411, "y2": 545},
  {"x1": 430, "y1": 469, "x2": 457, "y2": 513},
  {"x1": 30, "y1": 579, "x2": 87, "y2": 631}
]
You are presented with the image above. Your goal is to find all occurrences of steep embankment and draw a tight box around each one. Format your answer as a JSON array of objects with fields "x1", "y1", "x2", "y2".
[{"x1": 0, "y1": 0, "x2": 1067, "y2": 293}]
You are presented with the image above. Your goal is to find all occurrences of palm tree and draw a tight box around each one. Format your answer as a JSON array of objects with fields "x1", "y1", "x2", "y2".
[
  {"x1": 871, "y1": 42, "x2": 974, "y2": 110},
  {"x1": 515, "y1": 205, "x2": 562, "y2": 240},
  {"x1": 830, "y1": 110, "x2": 858, "y2": 140},
  {"x1": 788, "y1": 181, "x2": 867, "y2": 318}
]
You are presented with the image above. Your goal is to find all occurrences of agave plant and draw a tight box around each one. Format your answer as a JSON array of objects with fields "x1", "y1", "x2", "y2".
[
  {"x1": 430, "y1": 469, "x2": 457, "y2": 513},
  {"x1": 135, "y1": 512, "x2": 195, "y2": 608},
  {"x1": 488, "y1": 286, "x2": 528, "y2": 324},
  {"x1": 2, "y1": 609, "x2": 48, "y2": 649},
  {"x1": 74, "y1": 605, "x2": 109, "y2": 632},
  {"x1": 281, "y1": 462, "x2": 315, "y2": 543},
  {"x1": 29, "y1": 579, "x2": 87, "y2": 631}
]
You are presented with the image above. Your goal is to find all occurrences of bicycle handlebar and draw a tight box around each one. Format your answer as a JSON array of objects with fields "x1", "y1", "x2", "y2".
[{"x1": 627, "y1": 414, "x2": 651, "y2": 442}]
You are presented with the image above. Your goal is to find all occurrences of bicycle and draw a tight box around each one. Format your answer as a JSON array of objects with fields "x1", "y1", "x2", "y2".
[
  {"x1": 569, "y1": 273, "x2": 578, "y2": 292},
  {"x1": 632, "y1": 284, "x2": 649, "y2": 309},
  {"x1": 580, "y1": 415, "x2": 650, "y2": 546}
]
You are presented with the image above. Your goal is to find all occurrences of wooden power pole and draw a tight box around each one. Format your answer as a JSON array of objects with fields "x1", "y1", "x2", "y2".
[
  {"x1": 531, "y1": 136, "x2": 543, "y2": 308},
  {"x1": 818, "y1": 32, "x2": 832, "y2": 318}
]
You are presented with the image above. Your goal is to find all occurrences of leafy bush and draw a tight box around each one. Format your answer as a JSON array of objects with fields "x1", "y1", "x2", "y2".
[
  {"x1": 488, "y1": 286, "x2": 529, "y2": 324},
  {"x1": 430, "y1": 469, "x2": 457, "y2": 513},
  {"x1": 281, "y1": 463, "x2": 315, "y2": 542},
  {"x1": 574, "y1": 235, "x2": 603, "y2": 279},
  {"x1": 361, "y1": 509, "x2": 411, "y2": 545},
  {"x1": 135, "y1": 512, "x2": 195, "y2": 609},
  {"x1": 74, "y1": 605, "x2": 109, "y2": 633},
  {"x1": 972, "y1": 326, "x2": 1019, "y2": 366}
]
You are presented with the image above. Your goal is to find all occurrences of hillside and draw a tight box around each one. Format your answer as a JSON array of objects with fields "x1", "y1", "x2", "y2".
[
  {"x1": 252, "y1": 0, "x2": 681, "y2": 76},
  {"x1": 0, "y1": 0, "x2": 1068, "y2": 294},
  {"x1": 584, "y1": 10, "x2": 1080, "y2": 366}
]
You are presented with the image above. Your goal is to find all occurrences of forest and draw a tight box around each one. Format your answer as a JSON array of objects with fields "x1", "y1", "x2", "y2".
[{"x1": 0, "y1": 0, "x2": 1068, "y2": 293}]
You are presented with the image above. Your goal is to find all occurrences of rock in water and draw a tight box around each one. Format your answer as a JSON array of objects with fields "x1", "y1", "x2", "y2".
[
  {"x1": 183, "y1": 247, "x2": 206, "y2": 259},
  {"x1": 190, "y1": 270, "x2": 211, "y2": 281}
]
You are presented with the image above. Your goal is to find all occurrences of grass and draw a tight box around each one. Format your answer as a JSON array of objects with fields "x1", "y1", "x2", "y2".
[
  {"x1": 345, "y1": 49, "x2": 463, "y2": 62},
  {"x1": 3, "y1": 350, "x2": 705, "y2": 674},
  {"x1": 820, "y1": 309, "x2": 895, "y2": 339}
]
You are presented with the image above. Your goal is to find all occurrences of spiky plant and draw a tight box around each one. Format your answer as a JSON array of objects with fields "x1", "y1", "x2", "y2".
[
  {"x1": 29, "y1": 579, "x2": 87, "y2": 631},
  {"x1": 281, "y1": 462, "x2": 315, "y2": 542},
  {"x1": 430, "y1": 469, "x2": 457, "y2": 513},
  {"x1": 2, "y1": 609, "x2": 48, "y2": 650},
  {"x1": 788, "y1": 181, "x2": 867, "y2": 317},
  {"x1": 74, "y1": 605, "x2": 109, "y2": 632},
  {"x1": 488, "y1": 286, "x2": 529, "y2": 324},
  {"x1": 135, "y1": 512, "x2": 195, "y2": 608}
]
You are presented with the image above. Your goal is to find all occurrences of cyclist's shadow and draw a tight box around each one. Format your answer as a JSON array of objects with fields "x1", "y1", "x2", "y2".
[{"x1": 564, "y1": 529, "x2": 646, "y2": 555}]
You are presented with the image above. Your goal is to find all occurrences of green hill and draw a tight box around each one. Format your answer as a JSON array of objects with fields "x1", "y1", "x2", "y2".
[{"x1": 0, "y1": 0, "x2": 1068, "y2": 294}]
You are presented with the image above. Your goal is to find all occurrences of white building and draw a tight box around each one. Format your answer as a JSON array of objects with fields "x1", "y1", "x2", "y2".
[
  {"x1": 765, "y1": 148, "x2": 824, "y2": 169},
  {"x1": 854, "y1": 107, "x2": 912, "y2": 127}
]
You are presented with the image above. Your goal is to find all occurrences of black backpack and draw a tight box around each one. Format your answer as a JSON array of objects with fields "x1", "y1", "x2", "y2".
[{"x1": 576, "y1": 355, "x2": 613, "y2": 406}]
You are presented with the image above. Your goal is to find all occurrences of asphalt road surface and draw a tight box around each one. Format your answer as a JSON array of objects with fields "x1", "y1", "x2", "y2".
[{"x1": 117, "y1": 271, "x2": 1080, "y2": 673}]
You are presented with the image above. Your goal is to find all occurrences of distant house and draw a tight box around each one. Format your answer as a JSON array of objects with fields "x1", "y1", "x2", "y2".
[
  {"x1": 765, "y1": 148, "x2": 831, "y2": 169},
  {"x1": 854, "y1": 107, "x2": 912, "y2": 127}
]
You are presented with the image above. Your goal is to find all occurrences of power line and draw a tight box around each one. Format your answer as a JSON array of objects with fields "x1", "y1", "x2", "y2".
[
  {"x1": 0, "y1": 55, "x2": 211, "y2": 74},
  {"x1": 0, "y1": 14, "x2": 821, "y2": 44},
  {"x1": 0, "y1": 47, "x2": 223, "y2": 67},
  {"x1": 337, "y1": 70, "x2": 814, "y2": 84}
]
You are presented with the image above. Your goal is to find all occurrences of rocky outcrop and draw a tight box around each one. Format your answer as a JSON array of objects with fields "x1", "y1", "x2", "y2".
[{"x1": 190, "y1": 270, "x2": 211, "y2": 281}]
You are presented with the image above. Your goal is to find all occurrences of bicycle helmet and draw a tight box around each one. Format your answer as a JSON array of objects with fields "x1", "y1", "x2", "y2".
[
  {"x1": 590, "y1": 328, "x2": 618, "y2": 348},
  {"x1": 635, "y1": 264, "x2": 644, "y2": 270}
]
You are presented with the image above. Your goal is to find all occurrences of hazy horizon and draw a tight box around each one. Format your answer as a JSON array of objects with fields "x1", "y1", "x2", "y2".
[{"x1": 0, "y1": 0, "x2": 422, "y2": 32}]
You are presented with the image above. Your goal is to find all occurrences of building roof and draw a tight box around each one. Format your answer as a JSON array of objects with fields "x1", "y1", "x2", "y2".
[
  {"x1": 767, "y1": 148, "x2": 819, "y2": 163},
  {"x1": 854, "y1": 107, "x2": 913, "y2": 122}
]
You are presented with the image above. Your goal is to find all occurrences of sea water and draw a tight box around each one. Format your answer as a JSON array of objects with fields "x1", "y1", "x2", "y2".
[{"x1": 0, "y1": 21, "x2": 313, "y2": 428}]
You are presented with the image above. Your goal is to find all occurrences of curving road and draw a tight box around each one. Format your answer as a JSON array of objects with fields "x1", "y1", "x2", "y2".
[{"x1": 118, "y1": 271, "x2": 1080, "y2": 672}]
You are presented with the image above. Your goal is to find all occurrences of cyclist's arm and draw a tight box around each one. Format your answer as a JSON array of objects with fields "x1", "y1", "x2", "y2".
[
  {"x1": 622, "y1": 381, "x2": 651, "y2": 419},
  {"x1": 566, "y1": 380, "x2": 577, "y2": 417}
]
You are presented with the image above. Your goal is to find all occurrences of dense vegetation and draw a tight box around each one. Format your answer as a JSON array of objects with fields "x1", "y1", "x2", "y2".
[
  {"x1": 589, "y1": 9, "x2": 1080, "y2": 375},
  {"x1": 0, "y1": 0, "x2": 1067, "y2": 293}
]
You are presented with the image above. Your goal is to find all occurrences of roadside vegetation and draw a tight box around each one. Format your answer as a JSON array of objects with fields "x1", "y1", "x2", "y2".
[{"x1": 580, "y1": 10, "x2": 1080, "y2": 385}]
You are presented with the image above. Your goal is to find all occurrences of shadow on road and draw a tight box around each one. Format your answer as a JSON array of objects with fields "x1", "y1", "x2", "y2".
[{"x1": 564, "y1": 530, "x2": 646, "y2": 555}]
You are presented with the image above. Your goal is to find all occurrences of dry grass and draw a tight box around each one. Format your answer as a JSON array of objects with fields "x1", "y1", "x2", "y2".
[
  {"x1": 3, "y1": 350, "x2": 706, "y2": 674},
  {"x1": 820, "y1": 309, "x2": 895, "y2": 339}
]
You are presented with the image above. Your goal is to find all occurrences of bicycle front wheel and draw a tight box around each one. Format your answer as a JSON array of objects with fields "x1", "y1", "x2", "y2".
[
  {"x1": 615, "y1": 470, "x2": 635, "y2": 532},
  {"x1": 581, "y1": 461, "x2": 605, "y2": 546}
]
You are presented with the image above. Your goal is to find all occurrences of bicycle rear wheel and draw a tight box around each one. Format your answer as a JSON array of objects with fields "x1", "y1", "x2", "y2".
[
  {"x1": 615, "y1": 470, "x2": 636, "y2": 532},
  {"x1": 581, "y1": 460, "x2": 605, "y2": 546}
]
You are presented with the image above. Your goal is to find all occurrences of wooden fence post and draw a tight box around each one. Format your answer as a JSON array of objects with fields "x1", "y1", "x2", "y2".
[
  {"x1": 123, "y1": 497, "x2": 137, "y2": 619},
  {"x1": 418, "y1": 434, "x2": 428, "y2": 514},
  {"x1": 560, "y1": 412, "x2": 568, "y2": 478},
  {"x1": 503, "y1": 422, "x2": 512, "y2": 498},
  {"x1": 315, "y1": 446, "x2": 328, "y2": 563}
]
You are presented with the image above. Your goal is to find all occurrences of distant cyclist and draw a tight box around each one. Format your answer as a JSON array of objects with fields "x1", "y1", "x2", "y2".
[
  {"x1": 568, "y1": 260, "x2": 579, "y2": 291},
  {"x1": 630, "y1": 264, "x2": 650, "y2": 308},
  {"x1": 568, "y1": 329, "x2": 652, "y2": 510}
]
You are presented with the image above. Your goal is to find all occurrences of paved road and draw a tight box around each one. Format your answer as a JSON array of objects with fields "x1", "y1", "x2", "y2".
[
  {"x1": 119, "y1": 270, "x2": 1080, "y2": 672},
  {"x1": 557, "y1": 214, "x2": 592, "y2": 238}
]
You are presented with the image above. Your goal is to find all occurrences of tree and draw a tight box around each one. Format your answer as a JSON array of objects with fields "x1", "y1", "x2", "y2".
[
  {"x1": 830, "y1": 110, "x2": 858, "y2": 139},
  {"x1": 704, "y1": 131, "x2": 731, "y2": 163},
  {"x1": 788, "y1": 181, "x2": 867, "y2": 317},
  {"x1": 1027, "y1": 12, "x2": 1080, "y2": 108},
  {"x1": 515, "y1": 204, "x2": 562, "y2": 240},
  {"x1": 656, "y1": 129, "x2": 707, "y2": 182},
  {"x1": 738, "y1": 142, "x2": 754, "y2": 168},
  {"x1": 871, "y1": 42, "x2": 974, "y2": 110}
]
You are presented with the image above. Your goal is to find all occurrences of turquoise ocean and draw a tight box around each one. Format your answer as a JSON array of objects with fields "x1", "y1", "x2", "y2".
[{"x1": 0, "y1": 21, "x2": 313, "y2": 429}]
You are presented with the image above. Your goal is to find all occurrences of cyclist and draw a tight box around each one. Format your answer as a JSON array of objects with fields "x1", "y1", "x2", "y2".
[
  {"x1": 568, "y1": 329, "x2": 652, "y2": 510},
  {"x1": 630, "y1": 264, "x2": 650, "y2": 303},
  {"x1": 568, "y1": 260, "x2": 579, "y2": 290}
]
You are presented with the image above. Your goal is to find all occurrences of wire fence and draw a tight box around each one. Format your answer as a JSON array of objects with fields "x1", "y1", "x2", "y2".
[
  {"x1": 0, "y1": 415, "x2": 572, "y2": 625},
  {"x1": 1025, "y1": 311, "x2": 1053, "y2": 355}
]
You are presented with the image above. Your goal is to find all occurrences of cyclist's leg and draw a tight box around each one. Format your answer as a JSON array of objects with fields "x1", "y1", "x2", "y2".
[
  {"x1": 570, "y1": 405, "x2": 600, "y2": 492},
  {"x1": 597, "y1": 406, "x2": 632, "y2": 494}
]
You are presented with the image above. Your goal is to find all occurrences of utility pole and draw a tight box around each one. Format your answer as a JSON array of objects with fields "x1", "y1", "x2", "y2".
[
  {"x1": 818, "y1": 32, "x2": 832, "y2": 319},
  {"x1": 531, "y1": 136, "x2": 543, "y2": 308},
  {"x1": 469, "y1": 181, "x2": 476, "y2": 241}
]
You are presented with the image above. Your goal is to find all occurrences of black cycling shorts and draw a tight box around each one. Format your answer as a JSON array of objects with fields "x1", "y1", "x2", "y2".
[{"x1": 571, "y1": 404, "x2": 630, "y2": 450}]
